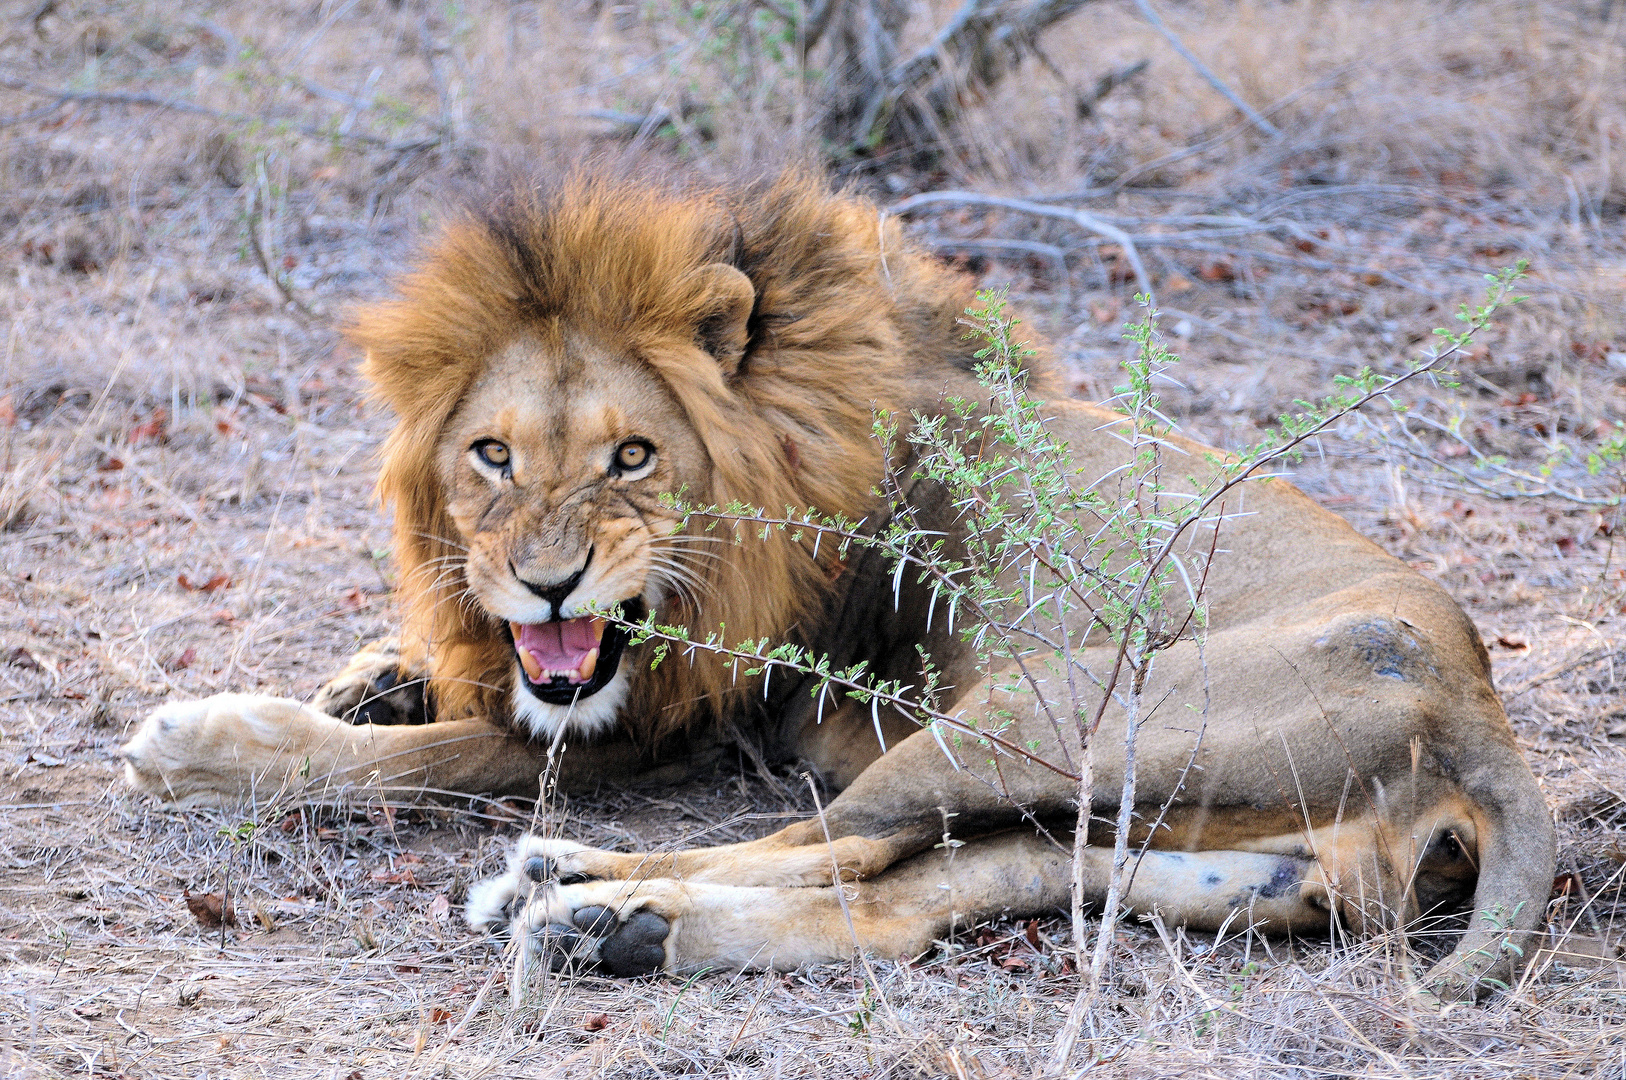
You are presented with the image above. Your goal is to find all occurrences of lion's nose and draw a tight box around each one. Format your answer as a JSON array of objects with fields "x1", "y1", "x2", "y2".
[{"x1": 514, "y1": 548, "x2": 592, "y2": 618}]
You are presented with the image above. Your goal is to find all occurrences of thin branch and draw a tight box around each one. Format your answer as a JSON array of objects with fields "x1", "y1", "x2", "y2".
[
  {"x1": 614, "y1": 615, "x2": 1082, "y2": 781},
  {"x1": 889, "y1": 190, "x2": 1153, "y2": 298},
  {"x1": 0, "y1": 97, "x2": 70, "y2": 128},
  {"x1": 245, "y1": 180, "x2": 316, "y2": 321},
  {"x1": 889, "y1": 0, "x2": 1104, "y2": 95},
  {"x1": 1350, "y1": 411, "x2": 1624, "y2": 507},
  {"x1": 1085, "y1": 58, "x2": 1150, "y2": 115},
  {"x1": 1129, "y1": 0, "x2": 1280, "y2": 138},
  {"x1": 799, "y1": 0, "x2": 840, "y2": 59}
]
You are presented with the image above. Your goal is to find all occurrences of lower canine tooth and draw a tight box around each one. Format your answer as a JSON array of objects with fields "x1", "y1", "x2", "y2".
[
  {"x1": 578, "y1": 647, "x2": 599, "y2": 682},
  {"x1": 517, "y1": 647, "x2": 542, "y2": 682}
]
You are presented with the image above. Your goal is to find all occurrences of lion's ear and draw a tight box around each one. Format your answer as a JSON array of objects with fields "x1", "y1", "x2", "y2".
[{"x1": 691, "y1": 263, "x2": 756, "y2": 376}]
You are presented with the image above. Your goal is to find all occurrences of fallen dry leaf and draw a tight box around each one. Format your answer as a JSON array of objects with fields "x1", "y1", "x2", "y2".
[
  {"x1": 178, "y1": 572, "x2": 232, "y2": 592},
  {"x1": 184, "y1": 890, "x2": 236, "y2": 928},
  {"x1": 369, "y1": 868, "x2": 418, "y2": 886},
  {"x1": 130, "y1": 407, "x2": 169, "y2": 445}
]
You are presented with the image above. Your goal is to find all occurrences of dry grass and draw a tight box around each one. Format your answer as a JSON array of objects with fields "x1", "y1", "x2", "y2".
[{"x1": 1, "y1": 0, "x2": 1624, "y2": 1076}]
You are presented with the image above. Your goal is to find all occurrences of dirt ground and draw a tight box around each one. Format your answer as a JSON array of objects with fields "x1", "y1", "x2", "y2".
[{"x1": 1, "y1": 1, "x2": 1624, "y2": 1077}]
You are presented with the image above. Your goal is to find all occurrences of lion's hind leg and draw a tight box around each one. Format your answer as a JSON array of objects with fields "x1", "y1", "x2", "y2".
[
  {"x1": 1118, "y1": 848, "x2": 1329, "y2": 935},
  {"x1": 312, "y1": 637, "x2": 431, "y2": 726}
]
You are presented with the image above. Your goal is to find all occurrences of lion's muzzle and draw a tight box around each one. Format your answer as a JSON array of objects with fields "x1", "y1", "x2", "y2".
[{"x1": 507, "y1": 599, "x2": 645, "y2": 705}]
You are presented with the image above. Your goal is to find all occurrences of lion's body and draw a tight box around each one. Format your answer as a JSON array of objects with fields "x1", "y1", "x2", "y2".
[{"x1": 122, "y1": 172, "x2": 1555, "y2": 1001}]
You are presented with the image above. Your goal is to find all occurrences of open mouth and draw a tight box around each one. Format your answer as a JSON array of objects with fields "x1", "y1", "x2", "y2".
[{"x1": 507, "y1": 599, "x2": 645, "y2": 705}]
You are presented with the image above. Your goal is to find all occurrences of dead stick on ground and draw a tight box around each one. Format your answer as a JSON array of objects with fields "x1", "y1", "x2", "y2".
[
  {"x1": 887, "y1": 191, "x2": 1153, "y2": 299},
  {"x1": 245, "y1": 184, "x2": 316, "y2": 320}
]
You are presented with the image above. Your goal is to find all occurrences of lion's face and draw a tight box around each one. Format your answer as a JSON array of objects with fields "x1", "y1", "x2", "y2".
[
  {"x1": 359, "y1": 180, "x2": 894, "y2": 739},
  {"x1": 439, "y1": 328, "x2": 710, "y2": 737}
]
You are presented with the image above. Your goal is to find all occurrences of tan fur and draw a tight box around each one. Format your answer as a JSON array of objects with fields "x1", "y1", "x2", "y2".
[{"x1": 122, "y1": 170, "x2": 1554, "y2": 1003}]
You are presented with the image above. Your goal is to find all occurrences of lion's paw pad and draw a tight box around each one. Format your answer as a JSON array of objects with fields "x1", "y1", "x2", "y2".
[{"x1": 523, "y1": 902, "x2": 669, "y2": 977}]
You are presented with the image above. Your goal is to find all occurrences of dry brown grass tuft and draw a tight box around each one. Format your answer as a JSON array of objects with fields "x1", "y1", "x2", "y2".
[{"x1": 1, "y1": 0, "x2": 1624, "y2": 1075}]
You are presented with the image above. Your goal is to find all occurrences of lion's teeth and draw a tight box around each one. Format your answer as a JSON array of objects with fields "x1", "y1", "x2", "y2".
[
  {"x1": 589, "y1": 616, "x2": 606, "y2": 643},
  {"x1": 578, "y1": 647, "x2": 599, "y2": 682},
  {"x1": 517, "y1": 646, "x2": 542, "y2": 682}
]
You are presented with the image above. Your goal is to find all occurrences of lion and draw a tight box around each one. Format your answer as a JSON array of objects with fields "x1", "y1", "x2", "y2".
[{"x1": 120, "y1": 170, "x2": 1555, "y2": 1002}]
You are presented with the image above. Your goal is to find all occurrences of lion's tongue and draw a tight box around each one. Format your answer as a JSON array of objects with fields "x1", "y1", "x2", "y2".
[{"x1": 513, "y1": 618, "x2": 602, "y2": 684}]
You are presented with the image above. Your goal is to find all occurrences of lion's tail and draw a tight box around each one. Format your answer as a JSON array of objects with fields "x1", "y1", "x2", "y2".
[{"x1": 1422, "y1": 747, "x2": 1555, "y2": 1002}]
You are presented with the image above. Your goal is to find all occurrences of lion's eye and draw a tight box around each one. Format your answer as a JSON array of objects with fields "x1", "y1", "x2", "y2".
[
  {"x1": 613, "y1": 440, "x2": 654, "y2": 474},
  {"x1": 473, "y1": 440, "x2": 511, "y2": 470}
]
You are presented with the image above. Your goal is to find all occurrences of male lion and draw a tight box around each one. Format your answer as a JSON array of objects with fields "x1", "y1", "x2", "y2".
[{"x1": 121, "y1": 172, "x2": 1554, "y2": 1001}]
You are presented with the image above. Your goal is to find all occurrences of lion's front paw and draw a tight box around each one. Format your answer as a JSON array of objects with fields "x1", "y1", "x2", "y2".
[
  {"x1": 121, "y1": 693, "x2": 340, "y2": 805},
  {"x1": 312, "y1": 638, "x2": 430, "y2": 726},
  {"x1": 516, "y1": 882, "x2": 676, "y2": 978},
  {"x1": 467, "y1": 840, "x2": 678, "y2": 981},
  {"x1": 464, "y1": 835, "x2": 605, "y2": 935}
]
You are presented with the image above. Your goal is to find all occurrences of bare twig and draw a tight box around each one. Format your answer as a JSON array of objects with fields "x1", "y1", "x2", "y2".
[
  {"x1": 1076, "y1": 57, "x2": 1151, "y2": 119},
  {"x1": 816, "y1": 0, "x2": 1108, "y2": 154},
  {"x1": 889, "y1": 0, "x2": 1105, "y2": 100},
  {"x1": 889, "y1": 190, "x2": 1153, "y2": 298},
  {"x1": 1348, "y1": 410, "x2": 1625, "y2": 508},
  {"x1": 1130, "y1": 0, "x2": 1280, "y2": 138},
  {"x1": 0, "y1": 97, "x2": 71, "y2": 128},
  {"x1": 244, "y1": 180, "x2": 316, "y2": 320}
]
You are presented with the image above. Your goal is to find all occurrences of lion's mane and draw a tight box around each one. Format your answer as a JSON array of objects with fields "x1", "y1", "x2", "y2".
[{"x1": 349, "y1": 171, "x2": 995, "y2": 739}]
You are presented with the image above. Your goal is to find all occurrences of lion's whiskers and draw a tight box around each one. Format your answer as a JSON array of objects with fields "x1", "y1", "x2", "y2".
[
  {"x1": 412, "y1": 530, "x2": 470, "y2": 552},
  {"x1": 408, "y1": 556, "x2": 470, "y2": 599},
  {"x1": 646, "y1": 554, "x2": 714, "y2": 611},
  {"x1": 405, "y1": 552, "x2": 467, "y2": 581}
]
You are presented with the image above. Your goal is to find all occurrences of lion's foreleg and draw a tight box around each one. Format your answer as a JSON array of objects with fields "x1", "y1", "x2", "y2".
[
  {"x1": 486, "y1": 824, "x2": 934, "y2": 890},
  {"x1": 482, "y1": 832, "x2": 1336, "y2": 977},
  {"x1": 488, "y1": 831, "x2": 1073, "y2": 976},
  {"x1": 121, "y1": 694, "x2": 543, "y2": 806}
]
